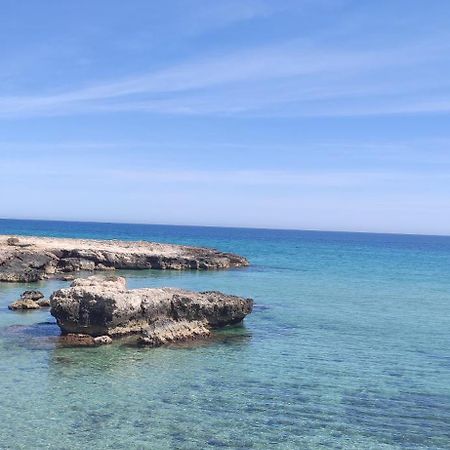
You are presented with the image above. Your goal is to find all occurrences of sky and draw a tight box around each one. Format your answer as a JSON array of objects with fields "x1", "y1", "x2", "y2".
[{"x1": 1, "y1": 0, "x2": 450, "y2": 235}]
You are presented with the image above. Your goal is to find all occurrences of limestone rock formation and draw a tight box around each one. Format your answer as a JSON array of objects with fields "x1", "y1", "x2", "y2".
[
  {"x1": 21, "y1": 290, "x2": 44, "y2": 301},
  {"x1": 0, "y1": 235, "x2": 249, "y2": 282},
  {"x1": 137, "y1": 319, "x2": 211, "y2": 347},
  {"x1": 7, "y1": 289, "x2": 51, "y2": 310},
  {"x1": 50, "y1": 276, "x2": 253, "y2": 347},
  {"x1": 8, "y1": 298, "x2": 41, "y2": 310}
]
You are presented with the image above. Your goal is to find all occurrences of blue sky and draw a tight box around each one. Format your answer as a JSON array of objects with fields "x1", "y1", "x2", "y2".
[{"x1": 1, "y1": 0, "x2": 450, "y2": 234}]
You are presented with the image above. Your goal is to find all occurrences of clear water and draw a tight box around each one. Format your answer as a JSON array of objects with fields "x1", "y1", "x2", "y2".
[{"x1": 1, "y1": 219, "x2": 450, "y2": 449}]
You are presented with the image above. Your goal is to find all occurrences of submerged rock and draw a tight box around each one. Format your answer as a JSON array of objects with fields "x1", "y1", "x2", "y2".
[
  {"x1": 58, "y1": 333, "x2": 112, "y2": 347},
  {"x1": 0, "y1": 235, "x2": 249, "y2": 282},
  {"x1": 50, "y1": 276, "x2": 253, "y2": 347}
]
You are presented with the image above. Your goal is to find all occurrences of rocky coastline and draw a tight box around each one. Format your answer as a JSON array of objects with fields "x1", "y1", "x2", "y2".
[
  {"x1": 0, "y1": 235, "x2": 249, "y2": 282},
  {"x1": 2, "y1": 235, "x2": 253, "y2": 348}
]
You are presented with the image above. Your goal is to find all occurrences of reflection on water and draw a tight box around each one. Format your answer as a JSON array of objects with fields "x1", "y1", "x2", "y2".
[{"x1": 2, "y1": 317, "x2": 252, "y2": 365}]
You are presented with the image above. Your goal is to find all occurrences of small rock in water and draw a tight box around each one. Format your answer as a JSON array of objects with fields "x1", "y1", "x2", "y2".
[
  {"x1": 20, "y1": 290, "x2": 44, "y2": 301},
  {"x1": 37, "y1": 298, "x2": 51, "y2": 307},
  {"x1": 93, "y1": 335, "x2": 113, "y2": 345},
  {"x1": 8, "y1": 290, "x2": 46, "y2": 310},
  {"x1": 8, "y1": 299, "x2": 41, "y2": 310}
]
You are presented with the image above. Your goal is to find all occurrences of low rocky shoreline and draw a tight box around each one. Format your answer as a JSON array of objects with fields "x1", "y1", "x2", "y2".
[
  {"x1": 49, "y1": 276, "x2": 253, "y2": 347},
  {"x1": 0, "y1": 235, "x2": 249, "y2": 282}
]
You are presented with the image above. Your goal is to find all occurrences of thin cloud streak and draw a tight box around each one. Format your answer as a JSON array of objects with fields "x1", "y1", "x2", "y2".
[
  {"x1": 0, "y1": 36, "x2": 449, "y2": 118},
  {"x1": 1, "y1": 158, "x2": 448, "y2": 189},
  {"x1": 2, "y1": 138, "x2": 450, "y2": 167}
]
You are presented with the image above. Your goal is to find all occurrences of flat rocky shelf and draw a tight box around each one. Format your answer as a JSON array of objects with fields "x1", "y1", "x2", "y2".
[{"x1": 0, "y1": 235, "x2": 249, "y2": 282}]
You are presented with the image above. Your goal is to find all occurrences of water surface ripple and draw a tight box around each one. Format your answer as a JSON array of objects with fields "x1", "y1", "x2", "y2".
[{"x1": 0, "y1": 219, "x2": 449, "y2": 449}]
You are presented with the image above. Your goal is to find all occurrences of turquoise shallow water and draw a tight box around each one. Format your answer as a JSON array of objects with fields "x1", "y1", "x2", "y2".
[{"x1": 1, "y1": 219, "x2": 450, "y2": 449}]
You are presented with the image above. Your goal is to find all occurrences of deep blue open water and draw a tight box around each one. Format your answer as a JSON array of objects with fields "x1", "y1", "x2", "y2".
[{"x1": 1, "y1": 218, "x2": 450, "y2": 449}]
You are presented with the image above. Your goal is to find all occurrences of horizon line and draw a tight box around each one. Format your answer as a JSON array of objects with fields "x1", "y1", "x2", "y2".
[{"x1": 1, "y1": 217, "x2": 449, "y2": 239}]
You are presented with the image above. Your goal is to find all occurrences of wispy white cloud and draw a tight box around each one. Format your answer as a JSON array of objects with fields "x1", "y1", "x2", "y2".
[
  {"x1": 1, "y1": 152, "x2": 449, "y2": 190},
  {"x1": 103, "y1": 168, "x2": 450, "y2": 189},
  {"x1": 0, "y1": 34, "x2": 449, "y2": 118},
  {"x1": 183, "y1": 0, "x2": 278, "y2": 33},
  {"x1": 2, "y1": 137, "x2": 450, "y2": 168}
]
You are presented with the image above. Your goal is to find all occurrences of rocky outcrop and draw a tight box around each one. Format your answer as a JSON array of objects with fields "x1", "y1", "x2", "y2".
[
  {"x1": 8, "y1": 298, "x2": 41, "y2": 310},
  {"x1": 50, "y1": 276, "x2": 253, "y2": 346},
  {"x1": 21, "y1": 290, "x2": 44, "y2": 301},
  {"x1": 8, "y1": 289, "x2": 49, "y2": 310},
  {"x1": 0, "y1": 235, "x2": 249, "y2": 282}
]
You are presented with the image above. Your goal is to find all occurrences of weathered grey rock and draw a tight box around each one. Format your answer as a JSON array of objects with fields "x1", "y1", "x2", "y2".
[
  {"x1": 59, "y1": 275, "x2": 75, "y2": 281},
  {"x1": 8, "y1": 291, "x2": 49, "y2": 310},
  {"x1": 20, "y1": 290, "x2": 44, "y2": 301},
  {"x1": 50, "y1": 276, "x2": 253, "y2": 346},
  {"x1": 93, "y1": 335, "x2": 113, "y2": 345},
  {"x1": 8, "y1": 298, "x2": 41, "y2": 310},
  {"x1": 37, "y1": 298, "x2": 51, "y2": 307},
  {"x1": 137, "y1": 319, "x2": 211, "y2": 347},
  {"x1": 0, "y1": 235, "x2": 249, "y2": 282},
  {"x1": 6, "y1": 237, "x2": 20, "y2": 246}
]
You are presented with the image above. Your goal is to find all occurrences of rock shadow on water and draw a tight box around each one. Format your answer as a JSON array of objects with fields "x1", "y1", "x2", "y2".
[
  {"x1": 120, "y1": 322, "x2": 253, "y2": 351},
  {"x1": 42, "y1": 323, "x2": 252, "y2": 379},
  {"x1": 212, "y1": 323, "x2": 252, "y2": 347},
  {"x1": 2, "y1": 321, "x2": 120, "y2": 351},
  {"x1": 252, "y1": 303, "x2": 270, "y2": 312},
  {"x1": 2, "y1": 308, "x2": 253, "y2": 359},
  {"x1": 1, "y1": 321, "x2": 62, "y2": 350}
]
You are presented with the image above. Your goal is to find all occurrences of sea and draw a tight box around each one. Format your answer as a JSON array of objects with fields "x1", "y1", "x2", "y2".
[{"x1": 0, "y1": 218, "x2": 449, "y2": 449}]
